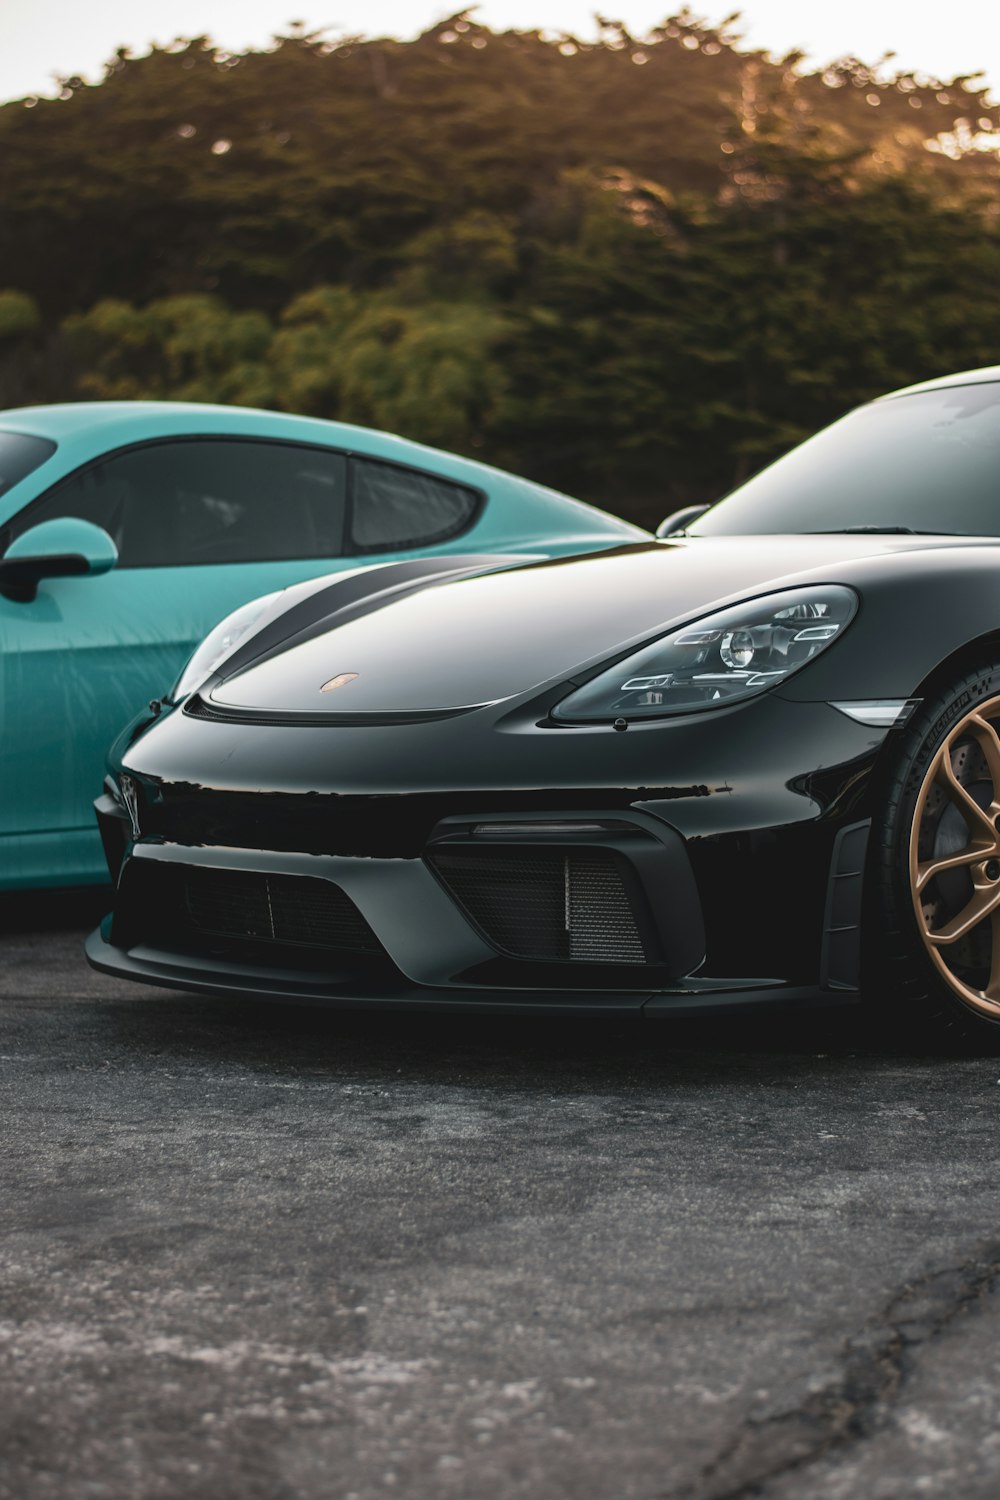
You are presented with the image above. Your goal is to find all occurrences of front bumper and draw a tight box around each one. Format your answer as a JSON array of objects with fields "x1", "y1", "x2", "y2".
[
  {"x1": 88, "y1": 807, "x2": 864, "y2": 1015},
  {"x1": 89, "y1": 806, "x2": 706, "y2": 986},
  {"x1": 89, "y1": 693, "x2": 886, "y2": 1013}
]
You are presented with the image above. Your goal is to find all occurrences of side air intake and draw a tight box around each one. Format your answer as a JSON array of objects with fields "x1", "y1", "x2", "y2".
[{"x1": 428, "y1": 847, "x2": 648, "y2": 964}]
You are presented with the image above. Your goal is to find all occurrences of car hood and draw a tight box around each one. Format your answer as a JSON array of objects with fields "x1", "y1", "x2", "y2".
[{"x1": 207, "y1": 535, "x2": 972, "y2": 716}]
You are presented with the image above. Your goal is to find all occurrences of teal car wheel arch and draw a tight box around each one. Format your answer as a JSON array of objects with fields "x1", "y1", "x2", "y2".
[{"x1": 0, "y1": 402, "x2": 646, "y2": 890}]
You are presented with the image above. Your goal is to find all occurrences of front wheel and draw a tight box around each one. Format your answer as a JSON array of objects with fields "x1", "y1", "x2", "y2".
[{"x1": 872, "y1": 662, "x2": 1000, "y2": 1046}]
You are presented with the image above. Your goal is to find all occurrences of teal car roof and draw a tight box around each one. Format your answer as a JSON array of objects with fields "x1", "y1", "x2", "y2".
[
  {"x1": 0, "y1": 400, "x2": 645, "y2": 540},
  {"x1": 1, "y1": 400, "x2": 484, "y2": 469},
  {"x1": 0, "y1": 400, "x2": 564, "y2": 496}
]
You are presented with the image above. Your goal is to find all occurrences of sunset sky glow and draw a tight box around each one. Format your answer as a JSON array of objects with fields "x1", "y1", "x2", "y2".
[{"x1": 3, "y1": 0, "x2": 998, "y2": 105}]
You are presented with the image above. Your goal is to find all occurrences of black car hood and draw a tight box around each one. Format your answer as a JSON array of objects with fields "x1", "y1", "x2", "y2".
[{"x1": 208, "y1": 535, "x2": 969, "y2": 716}]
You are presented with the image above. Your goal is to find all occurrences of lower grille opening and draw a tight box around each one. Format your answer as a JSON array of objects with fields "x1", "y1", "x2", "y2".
[
  {"x1": 116, "y1": 863, "x2": 389, "y2": 972},
  {"x1": 183, "y1": 868, "x2": 382, "y2": 953},
  {"x1": 428, "y1": 847, "x2": 648, "y2": 964}
]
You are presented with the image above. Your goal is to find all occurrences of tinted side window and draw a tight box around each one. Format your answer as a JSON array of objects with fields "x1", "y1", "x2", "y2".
[
  {"x1": 350, "y1": 458, "x2": 479, "y2": 553},
  {"x1": 15, "y1": 439, "x2": 348, "y2": 567}
]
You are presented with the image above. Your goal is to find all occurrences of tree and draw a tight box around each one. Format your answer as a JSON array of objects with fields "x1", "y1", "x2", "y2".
[{"x1": 2, "y1": 16, "x2": 999, "y2": 522}]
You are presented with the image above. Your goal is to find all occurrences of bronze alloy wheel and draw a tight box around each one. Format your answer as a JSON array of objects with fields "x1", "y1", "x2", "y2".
[{"x1": 909, "y1": 692, "x2": 1000, "y2": 1019}]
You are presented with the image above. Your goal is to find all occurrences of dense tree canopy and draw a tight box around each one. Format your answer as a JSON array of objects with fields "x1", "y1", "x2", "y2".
[{"x1": 2, "y1": 11, "x2": 999, "y2": 525}]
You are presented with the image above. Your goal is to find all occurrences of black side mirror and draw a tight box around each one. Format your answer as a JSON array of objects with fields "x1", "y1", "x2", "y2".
[{"x1": 656, "y1": 505, "x2": 709, "y2": 539}]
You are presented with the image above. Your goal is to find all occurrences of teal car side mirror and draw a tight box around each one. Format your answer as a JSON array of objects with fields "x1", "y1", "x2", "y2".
[{"x1": 0, "y1": 517, "x2": 119, "y2": 603}]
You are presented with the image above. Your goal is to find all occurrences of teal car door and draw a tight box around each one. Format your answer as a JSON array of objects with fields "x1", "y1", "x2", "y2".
[{"x1": 1, "y1": 438, "x2": 360, "y2": 888}]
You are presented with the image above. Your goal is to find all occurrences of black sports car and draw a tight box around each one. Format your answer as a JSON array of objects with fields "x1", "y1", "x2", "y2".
[{"x1": 89, "y1": 365, "x2": 1000, "y2": 1039}]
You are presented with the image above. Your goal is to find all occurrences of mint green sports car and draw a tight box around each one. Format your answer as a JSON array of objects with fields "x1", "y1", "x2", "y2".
[{"x1": 0, "y1": 402, "x2": 645, "y2": 890}]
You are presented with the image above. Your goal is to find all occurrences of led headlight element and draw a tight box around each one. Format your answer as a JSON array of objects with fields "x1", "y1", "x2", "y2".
[
  {"x1": 720, "y1": 629, "x2": 755, "y2": 670},
  {"x1": 553, "y1": 585, "x2": 858, "y2": 722}
]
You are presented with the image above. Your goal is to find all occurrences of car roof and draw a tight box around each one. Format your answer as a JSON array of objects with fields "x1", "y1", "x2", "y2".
[
  {"x1": 4, "y1": 399, "x2": 598, "y2": 506},
  {"x1": 1, "y1": 400, "x2": 432, "y2": 445},
  {"x1": 880, "y1": 365, "x2": 1000, "y2": 400},
  {"x1": 0, "y1": 399, "x2": 649, "y2": 542},
  {"x1": 0, "y1": 401, "x2": 513, "y2": 487}
]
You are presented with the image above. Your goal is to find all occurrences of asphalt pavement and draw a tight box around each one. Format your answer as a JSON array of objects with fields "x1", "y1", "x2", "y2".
[{"x1": 2, "y1": 890, "x2": 1000, "y2": 1500}]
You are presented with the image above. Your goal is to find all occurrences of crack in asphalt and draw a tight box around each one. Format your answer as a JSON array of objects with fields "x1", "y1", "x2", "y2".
[{"x1": 664, "y1": 1241, "x2": 1000, "y2": 1500}]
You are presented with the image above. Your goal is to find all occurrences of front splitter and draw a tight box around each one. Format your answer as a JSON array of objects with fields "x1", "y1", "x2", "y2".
[{"x1": 85, "y1": 925, "x2": 852, "y2": 1018}]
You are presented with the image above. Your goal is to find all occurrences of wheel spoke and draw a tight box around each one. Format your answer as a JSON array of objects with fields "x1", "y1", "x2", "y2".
[
  {"x1": 908, "y1": 693, "x2": 1000, "y2": 1018},
  {"x1": 936, "y1": 749, "x2": 998, "y2": 843},
  {"x1": 968, "y1": 714, "x2": 1000, "y2": 804},
  {"x1": 915, "y1": 844, "x2": 989, "y2": 893},
  {"x1": 927, "y1": 880, "x2": 1000, "y2": 946}
]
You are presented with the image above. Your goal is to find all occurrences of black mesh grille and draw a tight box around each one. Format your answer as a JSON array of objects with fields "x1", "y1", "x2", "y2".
[
  {"x1": 428, "y1": 847, "x2": 647, "y2": 964},
  {"x1": 182, "y1": 868, "x2": 382, "y2": 953}
]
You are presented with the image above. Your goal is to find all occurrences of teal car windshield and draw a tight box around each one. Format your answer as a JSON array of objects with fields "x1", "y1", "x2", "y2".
[
  {"x1": 0, "y1": 431, "x2": 56, "y2": 499},
  {"x1": 694, "y1": 384, "x2": 1000, "y2": 537}
]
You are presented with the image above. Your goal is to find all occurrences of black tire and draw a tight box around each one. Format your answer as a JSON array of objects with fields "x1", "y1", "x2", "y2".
[{"x1": 869, "y1": 659, "x2": 1000, "y2": 1049}]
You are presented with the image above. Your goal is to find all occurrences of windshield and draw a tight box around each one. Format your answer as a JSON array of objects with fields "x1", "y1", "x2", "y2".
[
  {"x1": 0, "y1": 429, "x2": 56, "y2": 500},
  {"x1": 694, "y1": 383, "x2": 1000, "y2": 536}
]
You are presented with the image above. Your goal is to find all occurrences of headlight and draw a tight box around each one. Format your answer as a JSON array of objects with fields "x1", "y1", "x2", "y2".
[
  {"x1": 552, "y1": 585, "x2": 857, "y2": 722},
  {"x1": 171, "y1": 591, "x2": 281, "y2": 701}
]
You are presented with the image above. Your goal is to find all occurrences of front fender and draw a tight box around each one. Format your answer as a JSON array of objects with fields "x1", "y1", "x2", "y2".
[{"x1": 780, "y1": 547, "x2": 1000, "y2": 701}]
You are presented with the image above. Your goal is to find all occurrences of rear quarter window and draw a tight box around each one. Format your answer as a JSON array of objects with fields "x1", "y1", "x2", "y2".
[{"x1": 349, "y1": 458, "x2": 481, "y2": 552}]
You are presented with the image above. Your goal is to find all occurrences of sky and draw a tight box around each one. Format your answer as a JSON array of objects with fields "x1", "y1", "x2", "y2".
[{"x1": 2, "y1": 0, "x2": 998, "y2": 104}]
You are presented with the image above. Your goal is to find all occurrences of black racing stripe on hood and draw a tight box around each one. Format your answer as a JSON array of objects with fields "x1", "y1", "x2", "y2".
[{"x1": 206, "y1": 553, "x2": 534, "y2": 689}]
